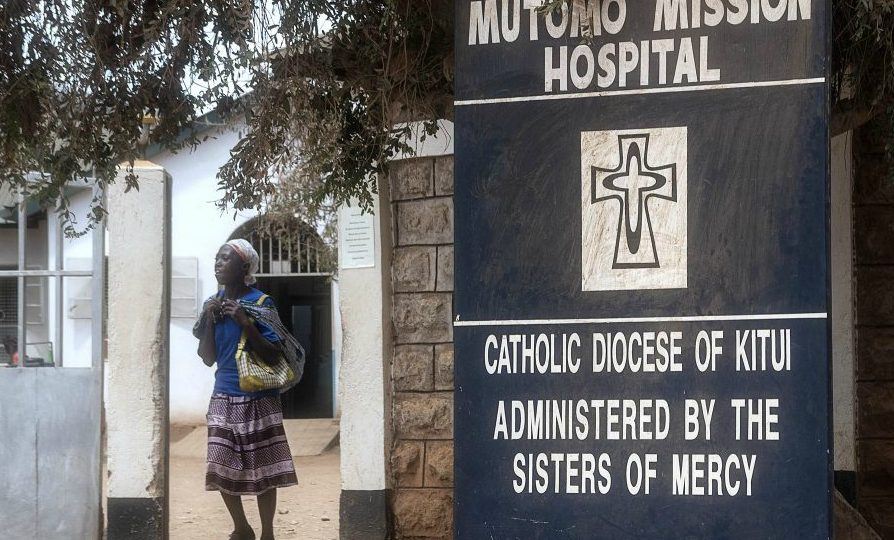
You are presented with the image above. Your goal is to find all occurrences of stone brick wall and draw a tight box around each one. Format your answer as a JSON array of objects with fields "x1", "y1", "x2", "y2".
[
  {"x1": 855, "y1": 119, "x2": 894, "y2": 538},
  {"x1": 388, "y1": 156, "x2": 455, "y2": 539}
]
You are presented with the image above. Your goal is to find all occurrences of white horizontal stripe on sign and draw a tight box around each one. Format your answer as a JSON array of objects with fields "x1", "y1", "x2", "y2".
[
  {"x1": 453, "y1": 312, "x2": 828, "y2": 327},
  {"x1": 454, "y1": 78, "x2": 827, "y2": 107}
]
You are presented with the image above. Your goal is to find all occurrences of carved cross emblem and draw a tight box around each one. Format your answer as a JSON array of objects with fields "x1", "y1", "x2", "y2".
[{"x1": 591, "y1": 134, "x2": 677, "y2": 269}]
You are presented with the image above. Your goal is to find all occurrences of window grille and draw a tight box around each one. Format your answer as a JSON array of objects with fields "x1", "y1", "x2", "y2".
[
  {"x1": 0, "y1": 186, "x2": 104, "y2": 368},
  {"x1": 248, "y1": 226, "x2": 330, "y2": 276},
  {"x1": 0, "y1": 276, "x2": 16, "y2": 364},
  {"x1": 25, "y1": 272, "x2": 46, "y2": 326},
  {"x1": 65, "y1": 256, "x2": 109, "y2": 321},
  {"x1": 67, "y1": 258, "x2": 94, "y2": 319}
]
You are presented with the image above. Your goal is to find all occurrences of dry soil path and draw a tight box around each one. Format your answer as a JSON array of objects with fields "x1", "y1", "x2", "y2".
[{"x1": 170, "y1": 449, "x2": 340, "y2": 540}]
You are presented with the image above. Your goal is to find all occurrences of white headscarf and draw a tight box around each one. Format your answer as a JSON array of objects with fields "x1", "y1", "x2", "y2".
[{"x1": 225, "y1": 238, "x2": 260, "y2": 285}]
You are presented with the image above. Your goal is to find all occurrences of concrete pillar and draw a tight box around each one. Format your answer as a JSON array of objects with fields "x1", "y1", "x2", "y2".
[
  {"x1": 831, "y1": 132, "x2": 856, "y2": 500},
  {"x1": 106, "y1": 161, "x2": 171, "y2": 539},
  {"x1": 337, "y1": 192, "x2": 392, "y2": 539}
]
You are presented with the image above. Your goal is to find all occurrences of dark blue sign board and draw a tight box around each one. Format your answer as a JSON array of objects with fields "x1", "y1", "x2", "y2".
[{"x1": 454, "y1": 1, "x2": 830, "y2": 538}]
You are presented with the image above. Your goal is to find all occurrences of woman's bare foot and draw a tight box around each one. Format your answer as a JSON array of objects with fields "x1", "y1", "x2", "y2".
[{"x1": 228, "y1": 528, "x2": 255, "y2": 540}]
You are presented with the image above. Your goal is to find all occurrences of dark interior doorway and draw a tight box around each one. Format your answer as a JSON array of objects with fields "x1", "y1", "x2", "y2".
[{"x1": 256, "y1": 275, "x2": 333, "y2": 419}]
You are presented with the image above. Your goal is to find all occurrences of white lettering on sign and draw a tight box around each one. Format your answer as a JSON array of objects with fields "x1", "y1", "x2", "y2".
[
  {"x1": 735, "y1": 329, "x2": 792, "y2": 371},
  {"x1": 694, "y1": 330, "x2": 723, "y2": 372},
  {"x1": 484, "y1": 333, "x2": 582, "y2": 374},
  {"x1": 513, "y1": 452, "x2": 612, "y2": 494},
  {"x1": 731, "y1": 399, "x2": 780, "y2": 440},
  {"x1": 672, "y1": 454, "x2": 757, "y2": 496},
  {"x1": 493, "y1": 399, "x2": 671, "y2": 441},
  {"x1": 626, "y1": 453, "x2": 658, "y2": 494},
  {"x1": 469, "y1": 0, "x2": 500, "y2": 45},
  {"x1": 591, "y1": 331, "x2": 683, "y2": 372},
  {"x1": 477, "y1": 325, "x2": 810, "y2": 496},
  {"x1": 654, "y1": 0, "x2": 809, "y2": 30},
  {"x1": 684, "y1": 399, "x2": 715, "y2": 440},
  {"x1": 469, "y1": 0, "x2": 810, "y2": 46},
  {"x1": 464, "y1": 0, "x2": 813, "y2": 98},
  {"x1": 569, "y1": 0, "x2": 603, "y2": 37},
  {"x1": 543, "y1": 37, "x2": 719, "y2": 90}
]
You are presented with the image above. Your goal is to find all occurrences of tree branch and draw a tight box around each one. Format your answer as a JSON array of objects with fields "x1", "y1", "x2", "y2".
[
  {"x1": 832, "y1": 99, "x2": 874, "y2": 136},
  {"x1": 831, "y1": 97, "x2": 891, "y2": 137}
]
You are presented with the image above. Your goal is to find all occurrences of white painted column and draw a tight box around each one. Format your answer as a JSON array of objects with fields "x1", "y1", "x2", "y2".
[
  {"x1": 337, "y1": 193, "x2": 391, "y2": 538},
  {"x1": 106, "y1": 161, "x2": 171, "y2": 539}
]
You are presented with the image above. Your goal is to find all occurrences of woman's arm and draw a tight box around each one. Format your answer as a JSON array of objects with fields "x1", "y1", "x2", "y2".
[
  {"x1": 197, "y1": 319, "x2": 217, "y2": 366},
  {"x1": 221, "y1": 300, "x2": 281, "y2": 365},
  {"x1": 240, "y1": 321, "x2": 281, "y2": 365},
  {"x1": 197, "y1": 299, "x2": 221, "y2": 366}
]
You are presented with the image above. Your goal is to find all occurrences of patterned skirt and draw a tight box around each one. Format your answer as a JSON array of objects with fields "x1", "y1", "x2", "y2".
[{"x1": 206, "y1": 393, "x2": 298, "y2": 496}]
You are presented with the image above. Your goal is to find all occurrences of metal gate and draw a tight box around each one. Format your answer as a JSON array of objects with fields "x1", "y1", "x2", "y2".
[{"x1": 0, "y1": 189, "x2": 105, "y2": 539}]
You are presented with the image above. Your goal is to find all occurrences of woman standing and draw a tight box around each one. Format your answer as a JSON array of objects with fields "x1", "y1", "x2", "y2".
[{"x1": 195, "y1": 239, "x2": 298, "y2": 540}]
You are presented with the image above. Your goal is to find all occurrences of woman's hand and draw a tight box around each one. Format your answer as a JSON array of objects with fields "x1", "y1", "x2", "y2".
[
  {"x1": 221, "y1": 299, "x2": 251, "y2": 327},
  {"x1": 202, "y1": 297, "x2": 223, "y2": 323}
]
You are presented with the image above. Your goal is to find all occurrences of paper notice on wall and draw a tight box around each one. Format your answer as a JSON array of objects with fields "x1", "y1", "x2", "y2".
[{"x1": 338, "y1": 205, "x2": 376, "y2": 269}]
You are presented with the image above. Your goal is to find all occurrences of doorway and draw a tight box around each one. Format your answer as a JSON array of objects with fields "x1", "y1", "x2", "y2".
[
  {"x1": 255, "y1": 275, "x2": 333, "y2": 419},
  {"x1": 229, "y1": 216, "x2": 337, "y2": 420}
]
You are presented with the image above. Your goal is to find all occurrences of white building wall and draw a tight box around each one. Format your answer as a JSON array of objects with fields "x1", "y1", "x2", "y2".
[{"x1": 152, "y1": 125, "x2": 257, "y2": 424}]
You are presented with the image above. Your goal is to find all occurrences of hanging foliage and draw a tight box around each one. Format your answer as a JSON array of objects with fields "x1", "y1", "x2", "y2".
[{"x1": 0, "y1": 0, "x2": 892, "y2": 234}]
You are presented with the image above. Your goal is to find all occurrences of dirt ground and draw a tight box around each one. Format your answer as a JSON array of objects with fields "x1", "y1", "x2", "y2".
[{"x1": 170, "y1": 448, "x2": 340, "y2": 540}]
